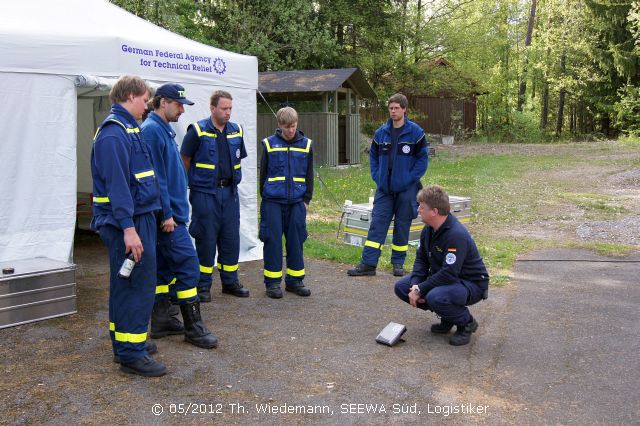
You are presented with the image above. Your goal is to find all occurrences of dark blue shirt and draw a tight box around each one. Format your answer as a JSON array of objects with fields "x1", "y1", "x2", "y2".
[
  {"x1": 141, "y1": 111, "x2": 190, "y2": 223},
  {"x1": 410, "y1": 214, "x2": 489, "y2": 295},
  {"x1": 388, "y1": 123, "x2": 404, "y2": 172}
]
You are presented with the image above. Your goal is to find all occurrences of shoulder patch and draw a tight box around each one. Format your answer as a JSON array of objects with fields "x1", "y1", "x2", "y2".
[{"x1": 445, "y1": 252, "x2": 457, "y2": 265}]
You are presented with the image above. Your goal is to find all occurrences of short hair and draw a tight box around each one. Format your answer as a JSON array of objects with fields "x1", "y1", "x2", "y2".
[
  {"x1": 417, "y1": 185, "x2": 450, "y2": 216},
  {"x1": 276, "y1": 107, "x2": 298, "y2": 125},
  {"x1": 109, "y1": 75, "x2": 150, "y2": 104},
  {"x1": 387, "y1": 93, "x2": 408, "y2": 109},
  {"x1": 210, "y1": 90, "x2": 232, "y2": 107}
]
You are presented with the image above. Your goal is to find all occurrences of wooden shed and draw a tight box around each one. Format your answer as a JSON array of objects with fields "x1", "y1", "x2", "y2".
[
  {"x1": 407, "y1": 59, "x2": 479, "y2": 136},
  {"x1": 257, "y1": 68, "x2": 376, "y2": 166}
]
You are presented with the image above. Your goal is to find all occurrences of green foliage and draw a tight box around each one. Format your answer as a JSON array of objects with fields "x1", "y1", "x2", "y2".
[
  {"x1": 110, "y1": 0, "x2": 640, "y2": 138},
  {"x1": 614, "y1": 85, "x2": 640, "y2": 136}
]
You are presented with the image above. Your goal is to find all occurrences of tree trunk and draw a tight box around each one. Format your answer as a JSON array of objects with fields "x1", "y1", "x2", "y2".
[
  {"x1": 541, "y1": 80, "x2": 549, "y2": 129},
  {"x1": 413, "y1": 0, "x2": 422, "y2": 63},
  {"x1": 517, "y1": 0, "x2": 537, "y2": 111},
  {"x1": 555, "y1": 48, "x2": 567, "y2": 136},
  {"x1": 400, "y1": 0, "x2": 408, "y2": 56}
]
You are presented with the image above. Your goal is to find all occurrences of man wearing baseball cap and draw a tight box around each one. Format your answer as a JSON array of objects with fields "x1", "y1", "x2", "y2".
[{"x1": 141, "y1": 83, "x2": 218, "y2": 350}]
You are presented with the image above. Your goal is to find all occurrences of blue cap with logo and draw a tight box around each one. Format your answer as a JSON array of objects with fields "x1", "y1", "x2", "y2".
[{"x1": 155, "y1": 83, "x2": 195, "y2": 105}]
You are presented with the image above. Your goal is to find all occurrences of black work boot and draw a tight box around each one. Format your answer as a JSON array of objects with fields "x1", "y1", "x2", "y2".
[
  {"x1": 347, "y1": 263, "x2": 376, "y2": 276},
  {"x1": 265, "y1": 283, "x2": 283, "y2": 299},
  {"x1": 392, "y1": 264, "x2": 405, "y2": 277},
  {"x1": 120, "y1": 355, "x2": 167, "y2": 377},
  {"x1": 449, "y1": 318, "x2": 479, "y2": 346},
  {"x1": 430, "y1": 319, "x2": 455, "y2": 334},
  {"x1": 180, "y1": 302, "x2": 218, "y2": 349},
  {"x1": 150, "y1": 297, "x2": 185, "y2": 339},
  {"x1": 285, "y1": 281, "x2": 311, "y2": 297},
  {"x1": 113, "y1": 341, "x2": 158, "y2": 364},
  {"x1": 197, "y1": 287, "x2": 211, "y2": 303},
  {"x1": 222, "y1": 282, "x2": 250, "y2": 297}
]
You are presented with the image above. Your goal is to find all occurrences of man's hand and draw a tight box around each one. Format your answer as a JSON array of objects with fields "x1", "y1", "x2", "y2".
[
  {"x1": 161, "y1": 217, "x2": 176, "y2": 233},
  {"x1": 123, "y1": 227, "x2": 143, "y2": 262},
  {"x1": 409, "y1": 285, "x2": 425, "y2": 307},
  {"x1": 304, "y1": 202, "x2": 309, "y2": 211}
]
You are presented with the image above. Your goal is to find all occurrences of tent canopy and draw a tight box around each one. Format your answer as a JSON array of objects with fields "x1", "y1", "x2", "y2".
[
  {"x1": 0, "y1": 0, "x2": 257, "y2": 88},
  {"x1": 0, "y1": 0, "x2": 261, "y2": 264}
]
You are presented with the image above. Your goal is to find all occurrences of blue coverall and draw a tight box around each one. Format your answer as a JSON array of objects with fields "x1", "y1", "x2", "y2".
[
  {"x1": 361, "y1": 117, "x2": 429, "y2": 267},
  {"x1": 90, "y1": 104, "x2": 160, "y2": 364},
  {"x1": 259, "y1": 130, "x2": 314, "y2": 286},
  {"x1": 180, "y1": 118, "x2": 247, "y2": 291}
]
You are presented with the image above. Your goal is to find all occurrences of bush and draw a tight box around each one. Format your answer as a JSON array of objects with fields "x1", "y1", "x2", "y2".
[
  {"x1": 361, "y1": 120, "x2": 379, "y2": 137},
  {"x1": 502, "y1": 111, "x2": 546, "y2": 143},
  {"x1": 614, "y1": 85, "x2": 640, "y2": 136}
]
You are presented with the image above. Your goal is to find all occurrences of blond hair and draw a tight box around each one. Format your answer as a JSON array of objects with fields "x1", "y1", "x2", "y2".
[{"x1": 276, "y1": 107, "x2": 298, "y2": 125}]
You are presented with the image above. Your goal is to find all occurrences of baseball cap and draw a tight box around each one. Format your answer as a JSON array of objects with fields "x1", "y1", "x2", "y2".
[{"x1": 155, "y1": 83, "x2": 195, "y2": 105}]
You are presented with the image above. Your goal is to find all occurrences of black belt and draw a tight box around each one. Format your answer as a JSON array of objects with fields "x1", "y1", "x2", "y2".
[{"x1": 218, "y1": 178, "x2": 232, "y2": 187}]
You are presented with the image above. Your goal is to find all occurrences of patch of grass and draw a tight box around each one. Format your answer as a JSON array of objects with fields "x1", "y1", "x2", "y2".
[
  {"x1": 559, "y1": 192, "x2": 627, "y2": 217},
  {"x1": 304, "y1": 141, "x2": 640, "y2": 286}
]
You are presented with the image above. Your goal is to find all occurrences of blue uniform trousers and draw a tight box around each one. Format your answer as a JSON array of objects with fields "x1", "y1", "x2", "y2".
[
  {"x1": 259, "y1": 200, "x2": 307, "y2": 286},
  {"x1": 99, "y1": 213, "x2": 157, "y2": 364},
  {"x1": 189, "y1": 187, "x2": 240, "y2": 290},
  {"x1": 394, "y1": 275, "x2": 484, "y2": 326},
  {"x1": 156, "y1": 222, "x2": 199, "y2": 304},
  {"x1": 361, "y1": 185, "x2": 418, "y2": 267}
]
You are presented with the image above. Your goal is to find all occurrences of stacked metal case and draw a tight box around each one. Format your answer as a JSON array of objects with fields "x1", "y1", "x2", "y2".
[
  {"x1": 342, "y1": 195, "x2": 472, "y2": 247},
  {"x1": 0, "y1": 258, "x2": 77, "y2": 329}
]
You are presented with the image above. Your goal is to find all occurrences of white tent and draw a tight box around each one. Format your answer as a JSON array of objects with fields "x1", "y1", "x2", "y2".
[{"x1": 0, "y1": 0, "x2": 262, "y2": 264}]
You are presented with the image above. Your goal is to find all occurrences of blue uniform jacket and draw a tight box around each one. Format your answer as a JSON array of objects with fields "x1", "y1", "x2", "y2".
[
  {"x1": 370, "y1": 117, "x2": 429, "y2": 194},
  {"x1": 141, "y1": 111, "x2": 190, "y2": 223},
  {"x1": 411, "y1": 214, "x2": 489, "y2": 295},
  {"x1": 90, "y1": 104, "x2": 160, "y2": 230}
]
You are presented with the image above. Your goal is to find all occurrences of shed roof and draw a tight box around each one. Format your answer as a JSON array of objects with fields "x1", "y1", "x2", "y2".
[{"x1": 259, "y1": 68, "x2": 376, "y2": 99}]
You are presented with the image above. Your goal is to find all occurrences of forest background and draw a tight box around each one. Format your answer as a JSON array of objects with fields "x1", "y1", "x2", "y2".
[{"x1": 112, "y1": 0, "x2": 640, "y2": 142}]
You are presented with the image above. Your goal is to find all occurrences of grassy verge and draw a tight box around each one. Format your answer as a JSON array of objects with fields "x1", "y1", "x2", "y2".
[{"x1": 306, "y1": 141, "x2": 640, "y2": 286}]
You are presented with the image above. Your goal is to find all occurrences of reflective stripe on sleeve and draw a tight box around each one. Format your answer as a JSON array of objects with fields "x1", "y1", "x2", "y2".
[{"x1": 134, "y1": 170, "x2": 155, "y2": 179}]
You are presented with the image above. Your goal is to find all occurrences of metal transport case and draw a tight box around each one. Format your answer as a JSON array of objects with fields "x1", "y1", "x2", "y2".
[
  {"x1": 0, "y1": 258, "x2": 77, "y2": 329},
  {"x1": 342, "y1": 196, "x2": 471, "y2": 247}
]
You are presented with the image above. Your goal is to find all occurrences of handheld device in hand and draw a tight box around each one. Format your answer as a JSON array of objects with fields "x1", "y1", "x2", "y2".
[{"x1": 375, "y1": 322, "x2": 407, "y2": 346}]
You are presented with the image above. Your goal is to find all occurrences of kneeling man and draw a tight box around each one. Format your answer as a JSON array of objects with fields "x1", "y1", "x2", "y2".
[{"x1": 394, "y1": 185, "x2": 489, "y2": 346}]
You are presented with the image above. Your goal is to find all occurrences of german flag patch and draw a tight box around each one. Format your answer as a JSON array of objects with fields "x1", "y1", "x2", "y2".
[{"x1": 448, "y1": 248, "x2": 457, "y2": 252}]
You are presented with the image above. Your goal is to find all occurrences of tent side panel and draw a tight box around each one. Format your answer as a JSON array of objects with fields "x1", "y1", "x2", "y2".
[{"x1": 0, "y1": 73, "x2": 76, "y2": 263}]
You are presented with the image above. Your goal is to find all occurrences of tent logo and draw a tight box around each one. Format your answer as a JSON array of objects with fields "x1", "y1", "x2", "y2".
[{"x1": 213, "y1": 57, "x2": 227, "y2": 75}]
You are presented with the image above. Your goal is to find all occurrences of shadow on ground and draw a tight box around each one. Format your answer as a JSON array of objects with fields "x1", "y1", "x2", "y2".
[{"x1": 1, "y1": 235, "x2": 638, "y2": 425}]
